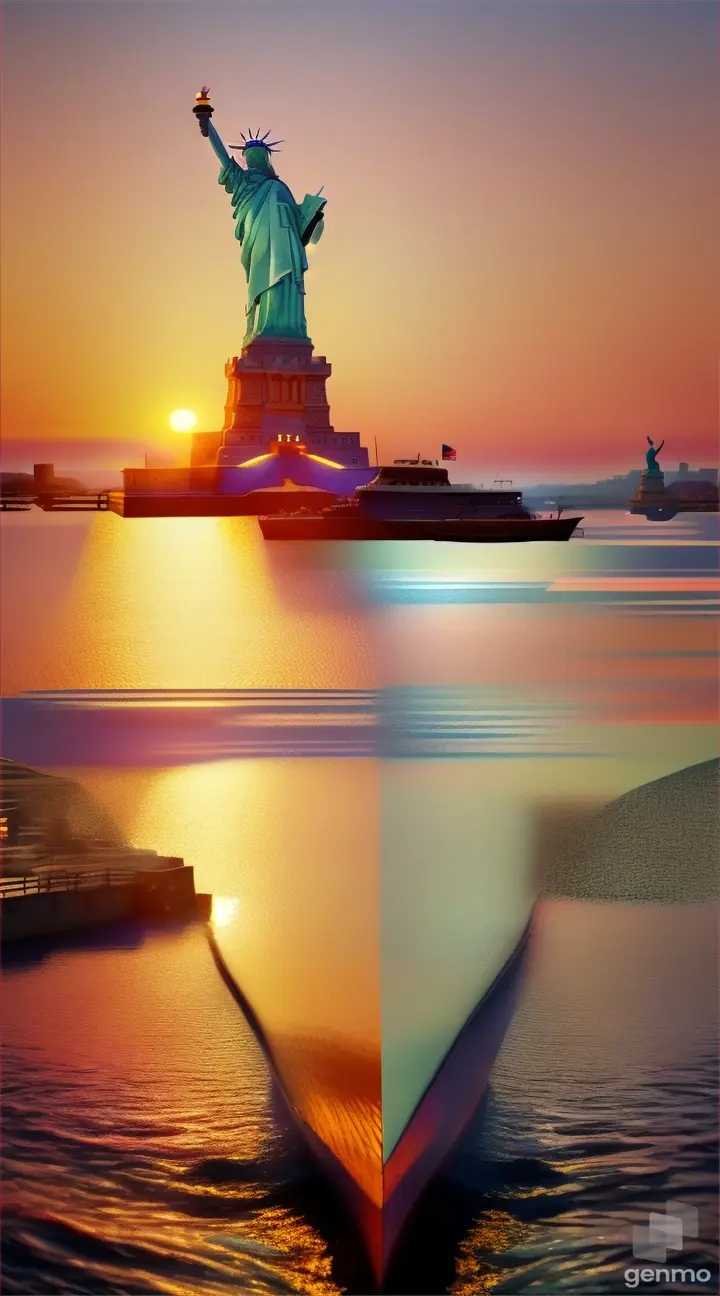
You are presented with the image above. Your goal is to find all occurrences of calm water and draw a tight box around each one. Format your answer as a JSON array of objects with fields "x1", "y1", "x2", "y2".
[
  {"x1": 3, "y1": 903, "x2": 717, "y2": 1294},
  {"x1": 1, "y1": 509, "x2": 718, "y2": 1293}
]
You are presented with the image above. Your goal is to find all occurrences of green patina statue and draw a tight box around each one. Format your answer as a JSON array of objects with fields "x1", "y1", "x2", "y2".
[
  {"x1": 194, "y1": 88, "x2": 326, "y2": 347},
  {"x1": 645, "y1": 436, "x2": 665, "y2": 476}
]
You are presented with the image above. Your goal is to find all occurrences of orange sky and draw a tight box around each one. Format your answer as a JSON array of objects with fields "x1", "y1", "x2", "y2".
[{"x1": 2, "y1": 1, "x2": 718, "y2": 477}]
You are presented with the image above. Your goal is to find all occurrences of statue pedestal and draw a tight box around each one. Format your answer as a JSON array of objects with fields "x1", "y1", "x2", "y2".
[
  {"x1": 218, "y1": 338, "x2": 333, "y2": 463},
  {"x1": 189, "y1": 337, "x2": 371, "y2": 471},
  {"x1": 633, "y1": 470, "x2": 667, "y2": 501},
  {"x1": 629, "y1": 470, "x2": 677, "y2": 519}
]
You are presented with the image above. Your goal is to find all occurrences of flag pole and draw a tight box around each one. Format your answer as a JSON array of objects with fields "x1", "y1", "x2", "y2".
[{"x1": 374, "y1": 436, "x2": 379, "y2": 467}]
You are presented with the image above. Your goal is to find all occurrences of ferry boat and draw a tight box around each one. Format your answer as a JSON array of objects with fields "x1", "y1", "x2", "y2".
[
  {"x1": 355, "y1": 462, "x2": 531, "y2": 520},
  {"x1": 259, "y1": 461, "x2": 583, "y2": 541},
  {"x1": 259, "y1": 508, "x2": 582, "y2": 543}
]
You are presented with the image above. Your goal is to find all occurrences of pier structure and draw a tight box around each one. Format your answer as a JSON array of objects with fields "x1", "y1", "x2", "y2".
[
  {"x1": 0, "y1": 493, "x2": 110, "y2": 513},
  {"x1": 0, "y1": 855, "x2": 206, "y2": 942},
  {"x1": 0, "y1": 498, "x2": 32, "y2": 512}
]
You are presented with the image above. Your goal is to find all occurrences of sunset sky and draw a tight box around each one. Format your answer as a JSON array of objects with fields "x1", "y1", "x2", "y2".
[{"x1": 2, "y1": 0, "x2": 717, "y2": 479}]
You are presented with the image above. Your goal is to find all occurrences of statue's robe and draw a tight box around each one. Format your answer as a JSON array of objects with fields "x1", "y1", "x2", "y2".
[{"x1": 218, "y1": 156, "x2": 326, "y2": 346}]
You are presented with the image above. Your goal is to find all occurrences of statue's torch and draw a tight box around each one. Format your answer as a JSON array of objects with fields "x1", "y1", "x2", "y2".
[{"x1": 193, "y1": 86, "x2": 213, "y2": 137}]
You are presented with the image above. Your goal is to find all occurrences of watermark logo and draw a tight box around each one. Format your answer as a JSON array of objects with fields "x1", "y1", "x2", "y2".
[
  {"x1": 633, "y1": 1201, "x2": 698, "y2": 1263},
  {"x1": 623, "y1": 1201, "x2": 712, "y2": 1288}
]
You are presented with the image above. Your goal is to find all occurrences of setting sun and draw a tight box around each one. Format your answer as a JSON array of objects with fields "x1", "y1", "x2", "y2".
[
  {"x1": 211, "y1": 896, "x2": 240, "y2": 929},
  {"x1": 169, "y1": 409, "x2": 197, "y2": 433}
]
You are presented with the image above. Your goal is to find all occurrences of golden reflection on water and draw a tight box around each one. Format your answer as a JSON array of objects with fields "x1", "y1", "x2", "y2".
[
  {"x1": 76, "y1": 760, "x2": 270, "y2": 898},
  {"x1": 78, "y1": 1203, "x2": 341, "y2": 1296},
  {"x1": 28, "y1": 1184, "x2": 342, "y2": 1296},
  {"x1": 211, "y1": 1207, "x2": 342, "y2": 1296},
  {"x1": 6, "y1": 514, "x2": 377, "y2": 691},
  {"x1": 76, "y1": 760, "x2": 380, "y2": 1042},
  {"x1": 73, "y1": 758, "x2": 382, "y2": 1207},
  {"x1": 450, "y1": 1211, "x2": 532, "y2": 1295},
  {"x1": 3, "y1": 927, "x2": 272, "y2": 1158},
  {"x1": 4, "y1": 923, "x2": 344, "y2": 1294}
]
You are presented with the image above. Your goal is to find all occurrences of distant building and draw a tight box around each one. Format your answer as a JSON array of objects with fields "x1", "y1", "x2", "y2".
[
  {"x1": 667, "y1": 478, "x2": 719, "y2": 503},
  {"x1": 665, "y1": 465, "x2": 718, "y2": 488},
  {"x1": 33, "y1": 463, "x2": 55, "y2": 491},
  {"x1": 524, "y1": 469, "x2": 642, "y2": 508},
  {"x1": 524, "y1": 461, "x2": 718, "y2": 508}
]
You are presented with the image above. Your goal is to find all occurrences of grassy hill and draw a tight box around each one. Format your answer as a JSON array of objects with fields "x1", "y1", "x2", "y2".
[{"x1": 539, "y1": 759, "x2": 719, "y2": 903}]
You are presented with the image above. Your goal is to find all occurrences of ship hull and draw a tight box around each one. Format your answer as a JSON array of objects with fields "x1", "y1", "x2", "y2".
[
  {"x1": 382, "y1": 917, "x2": 532, "y2": 1273},
  {"x1": 259, "y1": 514, "x2": 583, "y2": 542},
  {"x1": 208, "y1": 916, "x2": 532, "y2": 1286}
]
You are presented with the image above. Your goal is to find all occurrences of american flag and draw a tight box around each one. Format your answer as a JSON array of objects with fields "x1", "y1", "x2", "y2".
[{"x1": 442, "y1": 444, "x2": 456, "y2": 461}]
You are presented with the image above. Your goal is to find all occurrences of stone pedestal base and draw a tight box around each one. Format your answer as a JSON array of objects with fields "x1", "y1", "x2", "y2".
[
  {"x1": 630, "y1": 471, "x2": 667, "y2": 504},
  {"x1": 637, "y1": 469, "x2": 666, "y2": 495},
  {"x1": 189, "y1": 336, "x2": 372, "y2": 473},
  {"x1": 220, "y1": 337, "x2": 332, "y2": 456},
  {"x1": 629, "y1": 471, "x2": 677, "y2": 520}
]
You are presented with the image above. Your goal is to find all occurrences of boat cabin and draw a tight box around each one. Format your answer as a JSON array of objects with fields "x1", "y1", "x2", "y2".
[{"x1": 363, "y1": 466, "x2": 452, "y2": 489}]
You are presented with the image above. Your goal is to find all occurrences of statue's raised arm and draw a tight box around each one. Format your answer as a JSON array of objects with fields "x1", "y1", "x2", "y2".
[
  {"x1": 206, "y1": 119, "x2": 233, "y2": 170},
  {"x1": 193, "y1": 87, "x2": 233, "y2": 169}
]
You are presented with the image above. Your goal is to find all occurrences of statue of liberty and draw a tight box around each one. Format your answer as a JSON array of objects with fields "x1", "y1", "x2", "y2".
[
  {"x1": 193, "y1": 89, "x2": 327, "y2": 348},
  {"x1": 645, "y1": 436, "x2": 665, "y2": 476}
]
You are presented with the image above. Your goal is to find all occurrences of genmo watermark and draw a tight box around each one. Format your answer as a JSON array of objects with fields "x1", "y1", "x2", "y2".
[
  {"x1": 623, "y1": 1202, "x2": 713, "y2": 1288},
  {"x1": 624, "y1": 1266, "x2": 712, "y2": 1289}
]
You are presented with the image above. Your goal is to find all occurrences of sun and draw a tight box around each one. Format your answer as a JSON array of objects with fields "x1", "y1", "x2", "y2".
[
  {"x1": 169, "y1": 409, "x2": 197, "y2": 433},
  {"x1": 210, "y1": 896, "x2": 240, "y2": 929}
]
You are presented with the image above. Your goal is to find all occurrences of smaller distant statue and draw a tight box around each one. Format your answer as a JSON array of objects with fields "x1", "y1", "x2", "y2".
[{"x1": 645, "y1": 436, "x2": 665, "y2": 476}]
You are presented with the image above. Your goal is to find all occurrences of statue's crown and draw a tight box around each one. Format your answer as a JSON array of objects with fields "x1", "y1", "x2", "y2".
[{"x1": 229, "y1": 128, "x2": 284, "y2": 154}]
